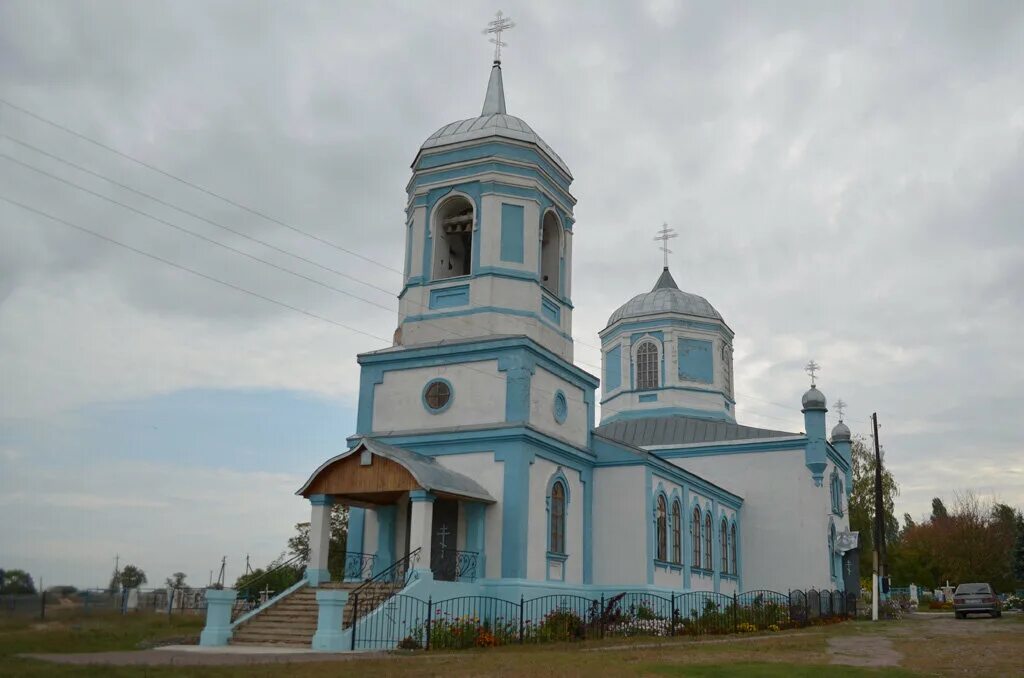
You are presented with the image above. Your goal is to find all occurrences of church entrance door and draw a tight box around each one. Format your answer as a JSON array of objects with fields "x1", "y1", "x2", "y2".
[{"x1": 430, "y1": 499, "x2": 459, "y2": 581}]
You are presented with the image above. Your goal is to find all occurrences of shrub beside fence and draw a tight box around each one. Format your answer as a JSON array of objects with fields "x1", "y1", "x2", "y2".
[{"x1": 353, "y1": 588, "x2": 856, "y2": 650}]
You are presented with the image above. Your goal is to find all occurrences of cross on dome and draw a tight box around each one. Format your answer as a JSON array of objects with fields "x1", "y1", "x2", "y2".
[
  {"x1": 483, "y1": 10, "x2": 515, "y2": 63},
  {"x1": 805, "y1": 360, "x2": 821, "y2": 387},
  {"x1": 653, "y1": 223, "x2": 678, "y2": 270},
  {"x1": 834, "y1": 399, "x2": 847, "y2": 422}
]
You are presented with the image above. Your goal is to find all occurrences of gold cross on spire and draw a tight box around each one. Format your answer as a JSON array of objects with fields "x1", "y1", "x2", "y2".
[
  {"x1": 653, "y1": 223, "x2": 678, "y2": 269},
  {"x1": 483, "y1": 10, "x2": 516, "y2": 63},
  {"x1": 805, "y1": 360, "x2": 821, "y2": 387}
]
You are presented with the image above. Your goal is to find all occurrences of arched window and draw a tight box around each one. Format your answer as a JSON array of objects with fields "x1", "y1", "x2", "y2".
[
  {"x1": 550, "y1": 481, "x2": 566, "y2": 555},
  {"x1": 829, "y1": 523, "x2": 837, "y2": 579},
  {"x1": 655, "y1": 495, "x2": 668, "y2": 561},
  {"x1": 671, "y1": 500, "x2": 682, "y2": 564},
  {"x1": 730, "y1": 523, "x2": 738, "y2": 575},
  {"x1": 703, "y1": 512, "x2": 713, "y2": 570},
  {"x1": 433, "y1": 196, "x2": 473, "y2": 280},
  {"x1": 691, "y1": 506, "x2": 701, "y2": 566},
  {"x1": 830, "y1": 470, "x2": 843, "y2": 516},
  {"x1": 540, "y1": 211, "x2": 561, "y2": 295},
  {"x1": 636, "y1": 341, "x2": 659, "y2": 390},
  {"x1": 720, "y1": 518, "x2": 729, "y2": 573}
]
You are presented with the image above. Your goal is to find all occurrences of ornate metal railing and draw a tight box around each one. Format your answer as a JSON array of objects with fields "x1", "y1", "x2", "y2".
[
  {"x1": 346, "y1": 548, "x2": 421, "y2": 629},
  {"x1": 230, "y1": 553, "x2": 306, "y2": 620},
  {"x1": 432, "y1": 548, "x2": 479, "y2": 582},
  {"x1": 342, "y1": 552, "x2": 378, "y2": 581}
]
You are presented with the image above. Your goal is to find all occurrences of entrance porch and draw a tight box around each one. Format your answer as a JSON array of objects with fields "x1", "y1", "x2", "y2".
[{"x1": 297, "y1": 438, "x2": 494, "y2": 586}]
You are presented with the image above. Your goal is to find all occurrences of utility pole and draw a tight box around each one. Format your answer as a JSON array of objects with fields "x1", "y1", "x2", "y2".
[{"x1": 871, "y1": 412, "x2": 885, "y2": 620}]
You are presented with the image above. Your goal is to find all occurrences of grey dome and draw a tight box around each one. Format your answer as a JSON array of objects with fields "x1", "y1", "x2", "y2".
[
  {"x1": 831, "y1": 420, "x2": 851, "y2": 442},
  {"x1": 802, "y1": 386, "x2": 827, "y2": 410},
  {"x1": 419, "y1": 63, "x2": 571, "y2": 178},
  {"x1": 606, "y1": 268, "x2": 723, "y2": 326}
]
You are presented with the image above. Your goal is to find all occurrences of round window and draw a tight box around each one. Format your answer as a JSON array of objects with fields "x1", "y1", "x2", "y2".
[
  {"x1": 552, "y1": 390, "x2": 568, "y2": 424},
  {"x1": 423, "y1": 379, "x2": 452, "y2": 413}
]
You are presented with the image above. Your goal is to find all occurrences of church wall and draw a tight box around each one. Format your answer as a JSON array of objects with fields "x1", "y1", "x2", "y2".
[
  {"x1": 671, "y1": 448, "x2": 836, "y2": 592},
  {"x1": 529, "y1": 366, "x2": 588, "y2": 447},
  {"x1": 527, "y1": 457, "x2": 584, "y2": 584},
  {"x1": 592, "y1": 466, "x2": 646, "y2": 585},
  {"x1": 478, "y1": 194, "x2": 540, "y2": 273},
  {"x1": 371, "y1": 360, "x2": 505, "y2": 432},
  {"x1": 363, "y1": 509, "x2": 379, "y2": 558},
  {"x1": 405, "y1": 205, "x2": 427, "y2": 281},
  {"x1": 435, "y1": 452, "x2": 505, "y2": 580}
]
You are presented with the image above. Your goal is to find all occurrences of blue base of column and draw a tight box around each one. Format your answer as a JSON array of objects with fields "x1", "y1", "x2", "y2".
[
  {"x1": 199, "y1": 589, "x2": 238, "y2": 647},
  {"x1": 410, "y1": 568, "x2": 434, "y2": 583},
  {"x1": 312, "y1": 589, "x2": 350, "y2": 652},
  {"x1": 306, "y1": 568, "x2": 331, "y2": 587}
]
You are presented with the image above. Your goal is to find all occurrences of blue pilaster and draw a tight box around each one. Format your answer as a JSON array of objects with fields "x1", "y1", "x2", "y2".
[
  {"x1": 375, "y1": 505, "x2": 396, "y2": 575},
  {"x1": 464, "y1": 502, "x2": 487, "y2": 579},
  {"x1": 496, "y1": 447, "x2": 534, "y2": 578},
  {"x1": 499, "y1": 353, "x2": 535, "y2": 423},
  {"x1": 344, "y1": 507, "x2": 366, "y2": 582},
  {"x1": 712, "y1": 498, "x2": 721, "y2": 594}
]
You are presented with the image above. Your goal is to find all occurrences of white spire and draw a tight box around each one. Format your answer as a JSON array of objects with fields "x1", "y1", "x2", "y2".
[{"x1": 481, "y1": 62, "x2": 507, "y2": 116}]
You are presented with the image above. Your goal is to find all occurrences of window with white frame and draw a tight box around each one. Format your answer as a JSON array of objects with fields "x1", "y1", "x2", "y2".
[
  {"x1": 636, "y1": 341, "x2": 659, "y2": 390},
  {"x1": 549, "y1": 480, "x2": 566, "y2": 555},
  {"x1": 656, "y1": 495, "x2": 668, "y2": 561},
  {"x1": 720, "y1": 517, "x2": 729, "y2": 573},
  {"x1": 671, "y1": 499, "x2": 682, "y2": 565},
  {"x1": 691, "y1": 506, "x2": 701, "y2": 567}
]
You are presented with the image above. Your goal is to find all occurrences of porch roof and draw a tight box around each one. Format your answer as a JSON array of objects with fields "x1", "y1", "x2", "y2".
[{"x1": 296, "y1": 437, "x2": 496, "y2": 503}]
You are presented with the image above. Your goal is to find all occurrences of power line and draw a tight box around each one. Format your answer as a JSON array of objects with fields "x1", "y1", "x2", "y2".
[
  {"x1": 0, "y1": 195, "x2": 391, "y2": 344},
  {"x1": 0, "y1": 97, "x2": 404, "y2": 276},
  {"x1": 0, "y1": 134, "x2": 398, "y2": 300},
  {"x1": 0, "y1": 100, "x2": 835, "y2": 428}
]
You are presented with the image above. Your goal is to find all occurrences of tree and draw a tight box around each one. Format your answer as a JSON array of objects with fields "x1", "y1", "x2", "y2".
[
  {"x1": 931, "y1": 497, "x2": 949, "y2": 521},
  {"x1": 165, "y1": 572, "x2": 187, "y2": 589},
  {"x1": 1013, "y1": 510, "x2": 1024, "y2": 585},
  {"x1": 287, "y1": 505, "x2": 349, "y2": 575},
  {"x1": 1, "y1": 569, "x2": 37, "y2": 594},
  {"x1": 119, "y1": 564, "x2": 147, "y2": 589},
  {"x1": 847, "y1": 435, "x2": 900, "y2": 576}
]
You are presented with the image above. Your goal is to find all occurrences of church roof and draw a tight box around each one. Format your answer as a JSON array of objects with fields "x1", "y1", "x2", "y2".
[
  {"x1": 606, "y1": 267, "x2": 723, "y2": 326},
  {"x1": 296, "y1": 437, "x2": 496, "y2": 503},
  {"x1": 596, "y1": 414, "x2": 798, "y2": 448},
  {"x1": 419, "y1": 63, "x2": 572, "y2": 178}
]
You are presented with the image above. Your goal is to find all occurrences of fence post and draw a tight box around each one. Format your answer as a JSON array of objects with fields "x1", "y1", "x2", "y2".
[
  {"x1": 350, "y1": 593, "x2": 359, "y2": 652},
  {"x1": 519, "y1": 595, "x2": 524, "y2": 644},
  {"x1": 425, "y1": 596, "x2": 432, "y2": 651},
  {"x1": 670, "y1": 594, "x2": 676, "y2": 637},
  {"x1": 805, "y1": 591, "x2": 810, "y2": 626},
  {"x1": 40, "y1": 590, "x2": 46, "y2": 620},
  {"x1": 732, "y1": 592, "x2": 738, "y2": 633},
  {"x1": 601, "y1": 594, "x2": 606, "y2": 639}
]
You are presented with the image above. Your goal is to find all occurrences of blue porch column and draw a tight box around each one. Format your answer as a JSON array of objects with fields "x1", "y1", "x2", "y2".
[
  {"x1": 344, "y1": 507, "x2": 366, "y2": 582},
  {"x1": 199, "y1": 588, "x2": 237, "y2": 646},
  {"x1": 375, "y1": 505, "x2": 397, "y2": 575},
  {"x1": 408, "y1": 490, "x2": 435, "y2": 579},
  {"x1": 464, "y1": 502, "x2": 487, "y2": 579}
]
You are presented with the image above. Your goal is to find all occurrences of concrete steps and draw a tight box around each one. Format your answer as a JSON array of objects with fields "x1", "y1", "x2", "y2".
[{"x1": 229, "y1": 580, "x2": 404, "y2": 647}]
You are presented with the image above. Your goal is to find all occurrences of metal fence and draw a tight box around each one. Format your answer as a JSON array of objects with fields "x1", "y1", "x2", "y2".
[
  {"x1": 351, "y1": 588, "x2": 856, "y2": 650},
  {"x1": 0, "y1": 587, "x2": 208, "y2": 619}
]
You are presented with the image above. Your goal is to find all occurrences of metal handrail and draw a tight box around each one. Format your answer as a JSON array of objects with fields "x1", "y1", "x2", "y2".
[
  {"x1": 352, "y1": 547, "x2": 421, "y2": 597},
  {"x1": 234, "y1": 553, "x2": 306, "y2": 603}
]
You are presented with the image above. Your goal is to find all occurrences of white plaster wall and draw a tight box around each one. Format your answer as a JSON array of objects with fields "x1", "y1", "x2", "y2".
[
  {"x1": 526, "y1": 457, "x2": 584, "y2": 584},
  {"x1": 673, "y1": 449, "x2": 838, "y2": 592},
  {"x1": 478, "y1": 194, "x2": 540, "y2": 272},
  {"x1": 689, "y1": 571, "x2": 714, "y2": 592},
  {"x1": 592, "y1": 466, "x2": 646, "y2": 585},
  {"x1": 436, "y1": 452, "x2": 504, "y2": 579},
  {"x1": 529, "y1": 367, "x2": 588, "y2": 446},
  {"x1": 371, "y1": 361, "x2": 504, "y2": 433},
  {"x1": 406, "y1": 205, "x2": 426, "y2": 281},
  {"x1": 653, "y1": 566, "x2": 682, "y2": 589},
  {"x1": 719, "y1": 577, "x2": 738, "y2": 597}
]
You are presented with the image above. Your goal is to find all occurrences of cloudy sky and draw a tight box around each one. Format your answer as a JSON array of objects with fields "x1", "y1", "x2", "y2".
[{"x1": 1, "y1": 1, "x2": 1022, "y2": 589}]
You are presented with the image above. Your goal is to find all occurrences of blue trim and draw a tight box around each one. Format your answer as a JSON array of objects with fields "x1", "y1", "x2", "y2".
[
  {"x1": 545, "y1": 468, "x2": 570, "y2": 576},
  {"x1": 421, "y1": 377, "x2": 454, "y2": 414},
  {"x1": 409, "y1": 489, "x2": 436, "y2": 502},
  {"x1": 497, "y1": 447, "x2": 534, "y2": 578},
  {"x1": 404, "y1": 305, "x2": 573, "y2": 342},
  {"x1": 344, "y1": 507, "x2": 366, "y2": 582},
  {"x1": 601, "y1": 384, "x2": 736, "y2": 405},
  {"x1": 500, "y1": 203, "x2": 525, "y2": 263},
  {"x1": 645, "y1": 467, "x2": 654, "y2": 585},
  {"x1": 600, "y1": 405, "x2": 735, "y2": 425},
  {"x1": 678, "y1": 337, "x2": 714, "y2": 384},
  {"x1": 552, "y1": 389, "x2": 568, "y2": 424},
  {"x1": 540, "y1": 294, "x2": 561, "y2": 324},
  {"x1": 428, "y1": 284, "x2": 470, "y2": 309},
  {"x1": 375, "y1": 505, "x2": 396, "y2": 575},
  {"x1": 499, "y1": 354, "x2": 535, "y2": 423},
  {"x1": 652, "y1": 436, "x2": 808, "y2": 459},
  {"x1": 638, "y1": 393, "x2": 658, "y2": 403},
  {"x1": 309, "y1": 494, "x2": 332, "y2": 507},
  {"x1": 581, "y1": 466, "x2": 593, "y2": 584},
  {"x1": 682, "y1": 485, "x2": 691, "y2": 589},
  {"x1": 414, "y1": 142, "x2": 573, "y2": 191},
  {"x1": 669, "y1": 489, "x2": 683, "y2": 567},
  {"x1": 601, "y1": 317, "x2": 732, "y2": 344},
  {"x1": 604, "y1": 345, "x2": 622, "y2": 392},
  {"x1": 464, "y1": 502, "x2": 487, "y2": 579}
]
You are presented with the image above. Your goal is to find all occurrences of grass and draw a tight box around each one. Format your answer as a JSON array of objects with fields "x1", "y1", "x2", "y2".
[{"x1": 0, "y1": 610, "x2": 1019, "y2": 677}]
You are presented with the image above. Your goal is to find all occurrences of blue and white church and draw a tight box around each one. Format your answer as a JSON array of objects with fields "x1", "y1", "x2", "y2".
[{"x1": 293, "y1": 59, "x2": 855, "y2": 612}]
